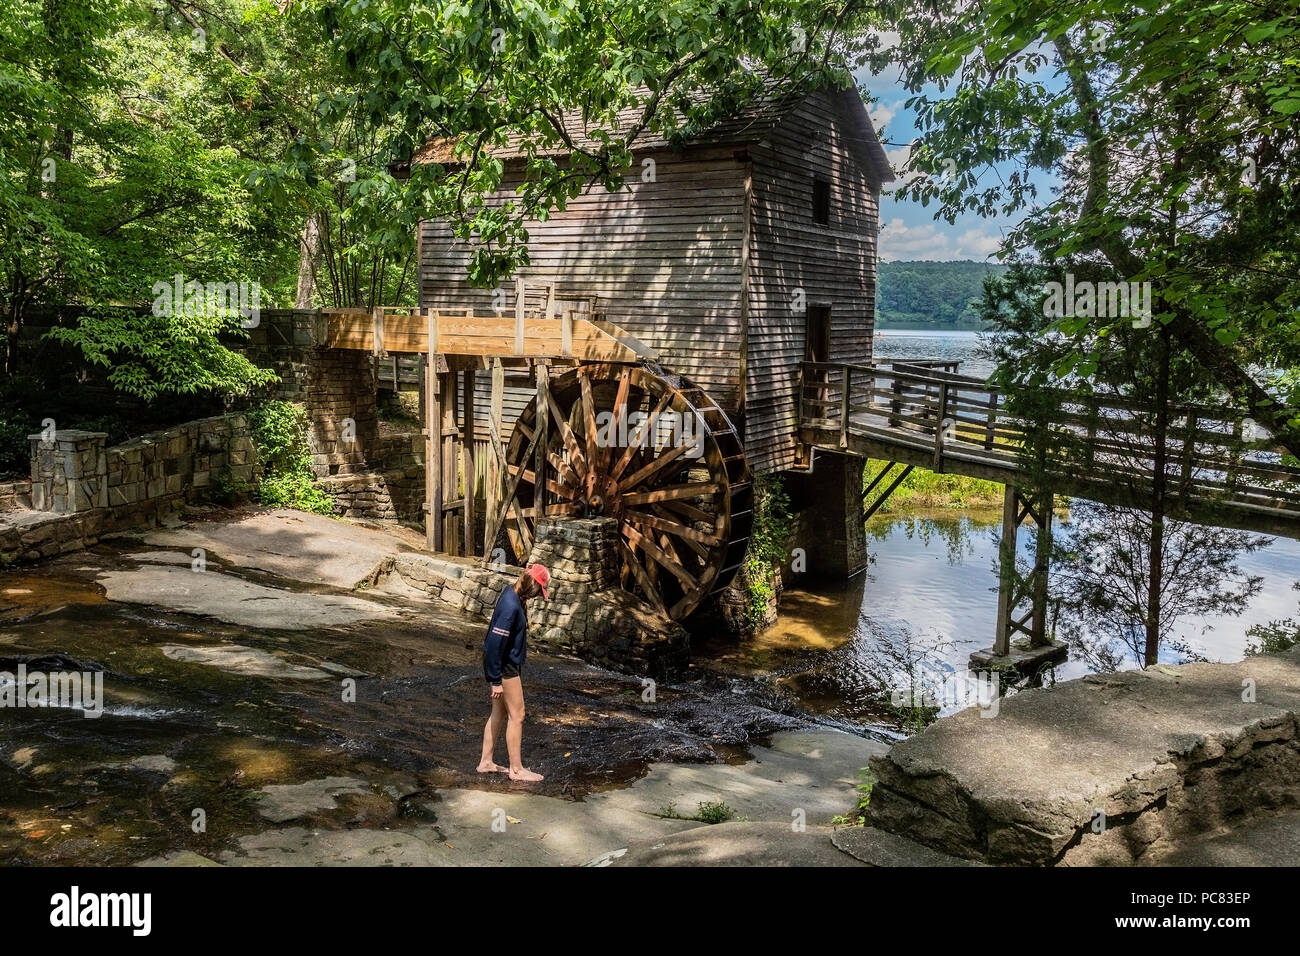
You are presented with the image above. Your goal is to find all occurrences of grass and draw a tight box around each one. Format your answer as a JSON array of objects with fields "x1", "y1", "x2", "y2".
[
  {"x1": 863, "y1": 459, "x2": 1005, "y2": 514},
  {"x1": 830, "y1": 768, "x2": 876, "y2": 827},
  {"x1": 655, "y1": 800, "x2": 738, "y2": 824}
]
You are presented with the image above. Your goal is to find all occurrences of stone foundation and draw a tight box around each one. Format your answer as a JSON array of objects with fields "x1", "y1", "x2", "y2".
[
  {"x1": 785, "y1": 450, "x2": 867, "y2": 580},
  {"x1": 237, "y1": 310, "x2": 379, "y2": 478}
]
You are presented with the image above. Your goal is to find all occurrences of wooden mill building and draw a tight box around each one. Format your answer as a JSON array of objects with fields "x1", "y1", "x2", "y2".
[
  {"x1": 359, "y1": 77, "x2": 895, "y2": 617},
  {"x1": 412, "y1": 81, "x2": 893, "y2": 478}
]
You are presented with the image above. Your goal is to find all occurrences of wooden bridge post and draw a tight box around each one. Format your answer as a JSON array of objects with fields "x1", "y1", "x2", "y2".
[
  {"x1": 839, "y1": 365, "x2": 851, "y2": 448},
  {"x1": 993, "y1": 484, "x2": 1018, "y2": 657},
  {"x1": 932, "y1": 381, "x2": 950, "y2": 469},
  {"x1": 1030, "y1": 491, "x2": 1054, "y2": 647}
]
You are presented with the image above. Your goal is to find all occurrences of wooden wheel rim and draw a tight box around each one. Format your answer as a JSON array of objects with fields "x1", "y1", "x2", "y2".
[{"x1": 501, "y1": 363, "x2": 751, "y2": 620}]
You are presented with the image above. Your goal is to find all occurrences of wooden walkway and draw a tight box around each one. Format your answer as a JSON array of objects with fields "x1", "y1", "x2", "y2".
[{"x1": 798, "y1": 360, "x2": 1300, "y2": 538}]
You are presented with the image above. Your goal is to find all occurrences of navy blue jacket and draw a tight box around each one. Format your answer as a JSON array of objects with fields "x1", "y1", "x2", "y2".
[{"x1": 483, "y1": 586, "x2": 527, "y2": 684}]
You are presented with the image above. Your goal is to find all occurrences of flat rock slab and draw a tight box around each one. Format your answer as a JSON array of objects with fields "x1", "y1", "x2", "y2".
[
  {"x1": 868, "y1": 648, "x2": 1300, "y2": 865},
  {"x1": 831, "y1": 826, "x2": 984, "y2": 867},
  {"x1": 610, "y1": 821, "x2": 863, "y2": 867},
  {"x1": 254, "y1": 776, "x2": 372, "y2": 823},
  {"x1": 218, "y1": 730, "x2": 886, "y2": 867},
  {"x1": 98, "y1": 564, "x2": 399, "y2": 629},
  {"x1": 161, "y1": 644, "x2": 331, "y2": 681},
  {"x1": 144, "y1": 509, "x2": 422, "y2": 590},
  {"x1": 1151, "y1": 809, "x2": 1300, "y2": 866}
]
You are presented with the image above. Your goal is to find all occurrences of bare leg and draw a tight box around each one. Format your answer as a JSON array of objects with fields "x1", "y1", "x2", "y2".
[
  {"x1": 502, "y1": 676, "x2": 543, "y2": 781},
  {"x1": 477, "y1": 693, "x2": 508, "y2": 772}
]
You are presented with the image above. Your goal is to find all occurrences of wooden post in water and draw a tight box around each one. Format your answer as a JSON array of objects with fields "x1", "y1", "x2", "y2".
[
  {"x1": 993, "y1": 483, "x2": 1018, "y2": 658},
  {"x1": 1031, "y1": 491, "x2": 1054, "y2": 647}
]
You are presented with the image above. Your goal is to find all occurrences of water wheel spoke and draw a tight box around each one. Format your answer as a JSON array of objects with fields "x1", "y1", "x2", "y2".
[
  {"x1": 611, "y1": 390, "x2": 672, "y2": 481},
  {"x1": 621, "y1": 481, "x2": 720, "y2": 507},
  {"x1": 606, "y1": 367, "x2": 631, "y2": 471},
  {"x1": 544, "y1": 449, "x2": 583, "y2": 492},
  {"x1": 507, "y1": 463, "x2": 570, "y2": 500},
  {"x1": 618, "y1": 539, "x2": 666, "y2": 614},
  {"x1": 545, "y1": 387, "x2": 590, "y2": 480},
  {"x1": 659, "y1": 497, "x2": 718, "y2": 525},
  {"x1": 619, "y1": 439, "x2": 693, "y2": 492},
  {"x1": 578, "y1": 367, "x2": 600, "y2": 470},
  {"x1": 625, "y1": 523, "x2": 698, "y2": 591},
  {"x1": 625, "y1": 508, "x2": 724, "y2": 547}
]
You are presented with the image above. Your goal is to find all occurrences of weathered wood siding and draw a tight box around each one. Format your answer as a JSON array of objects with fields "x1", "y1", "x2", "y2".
[
  {"x1": 419, "y1": 151, "x2": 749, "y2": 436},
  {"x1": 745, "y1": 90, "x2": 881, "y2": 474}
]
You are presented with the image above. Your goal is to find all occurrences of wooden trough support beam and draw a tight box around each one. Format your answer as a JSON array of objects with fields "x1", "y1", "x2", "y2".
[
  {"x1": 462, "y1": 365, "x2": 476, "y2": 557},
  {"x1": 484, "y1": 358, "x2": 505, "y2": 560},
  {"x1": 535, "y1": 361, "x2": 549, "y2": 522},
  {"x1": 862, "y1": 461, "x2": 914, "y2": 522},
  {"x1": 441, "y1": 366, "x2": 459, "y2": 554},
  {"x1": 424, "y1": 308, "x2": 441, "y2": 552}
]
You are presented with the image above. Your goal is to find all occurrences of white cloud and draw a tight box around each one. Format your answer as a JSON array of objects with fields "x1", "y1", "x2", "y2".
[
  {"x1": 870, "y1": 102, "x2": 895, "y2": 129},
  {"x1": 878, "y1": 217, "x2": 1004, "y2": 261}
]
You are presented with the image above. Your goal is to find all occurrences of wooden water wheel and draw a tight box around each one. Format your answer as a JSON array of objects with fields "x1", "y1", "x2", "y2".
[{"x1": 500, "y1": 363, "x2": 751, "y2": 620}]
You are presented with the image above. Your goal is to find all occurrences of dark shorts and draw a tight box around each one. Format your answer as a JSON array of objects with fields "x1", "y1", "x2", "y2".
[{"x1": 486, "y1": 657, "x2": 521, "y2": 683}]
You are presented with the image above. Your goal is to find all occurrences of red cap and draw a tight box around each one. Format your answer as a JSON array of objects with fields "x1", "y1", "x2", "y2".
[{"x1": 527, "y1": 563, "x2": 550, "y2": 599}]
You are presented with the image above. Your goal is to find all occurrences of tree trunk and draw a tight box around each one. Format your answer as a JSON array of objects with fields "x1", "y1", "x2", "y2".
[
  {"x1": 295, "y1": 212, "x2": 322, "y2": 309},
  {"x1": 1144, "y1": 324, "x2": 1171, "y2": 666}
]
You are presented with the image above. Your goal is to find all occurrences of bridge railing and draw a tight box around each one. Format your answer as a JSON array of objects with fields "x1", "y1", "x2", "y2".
[
  {"x1": 798, "y1": 360, "x2": 1017, "y2": 467},
  {"x1": 798, "y1": 360, "x2": 1300, "y2": 517}
]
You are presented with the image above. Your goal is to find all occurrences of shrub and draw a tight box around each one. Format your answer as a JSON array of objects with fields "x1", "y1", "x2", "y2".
[{"x1": 246, "y1": 401, "x2": 334, "y2": 515}]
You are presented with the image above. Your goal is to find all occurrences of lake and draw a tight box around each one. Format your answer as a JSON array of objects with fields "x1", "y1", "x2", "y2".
[{"x1": 693, "y1": 327, "x2": 1300, "y2": 725}]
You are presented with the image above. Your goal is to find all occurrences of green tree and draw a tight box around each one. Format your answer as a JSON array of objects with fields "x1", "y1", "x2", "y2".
[{"x1": 868, "y1": 0, "x2": 1300, "y2": 456}]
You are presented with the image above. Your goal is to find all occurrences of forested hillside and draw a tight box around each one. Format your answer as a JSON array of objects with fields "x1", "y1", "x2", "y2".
[{"x1": 875, "y1": 260, "x2": 1009, "y2": 330}]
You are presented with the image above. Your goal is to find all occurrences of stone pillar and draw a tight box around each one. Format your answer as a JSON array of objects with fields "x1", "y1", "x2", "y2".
[
  {"x1": 785, "y1": 450, "x2": 867, "y2": 579},
  {"x1": 305, "y1": 349, "x2": 379, "y2": 478},
  {"x1": 28, "y1": 430, "x2": 108, "y2": 513},
  {"x1": 520, "y1": 516, "x2": 690, "y2": 677}
]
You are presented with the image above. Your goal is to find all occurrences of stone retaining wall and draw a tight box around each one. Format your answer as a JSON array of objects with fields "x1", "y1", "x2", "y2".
[
  {"x1": 0, "y1": 479, "x2": 32, "y2": 512},
  {"x1": 236, "y1": 309, "x2": 378, "y2": 479},
  {"x1": 1, "y1": 415, "x2": 254, "y2": 564}
]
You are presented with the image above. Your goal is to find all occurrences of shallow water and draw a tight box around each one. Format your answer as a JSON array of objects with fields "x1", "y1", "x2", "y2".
[{"x1": 693, "y1": 511, "x2": 1300, "y2": 722}]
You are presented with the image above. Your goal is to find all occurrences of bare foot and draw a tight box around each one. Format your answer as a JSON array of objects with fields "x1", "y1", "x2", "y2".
[
  {"x1": 476, "y1": 761, "x2": 507, "y2": 773},
  {"x1": 508, "y1": 767, "x2": 544, "y2": 782}
]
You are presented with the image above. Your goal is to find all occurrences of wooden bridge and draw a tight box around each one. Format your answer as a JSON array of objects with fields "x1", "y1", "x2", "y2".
[{"x1": 797, "y1": 359, "x2": 1300, "y2": 668}]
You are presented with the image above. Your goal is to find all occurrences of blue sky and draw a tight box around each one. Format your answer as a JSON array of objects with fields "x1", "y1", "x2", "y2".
[{"x1": 855, "y1": 58, "x2": 1057, "y2": 263}]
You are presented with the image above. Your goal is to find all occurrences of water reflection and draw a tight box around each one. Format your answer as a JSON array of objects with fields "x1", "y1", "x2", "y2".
[{"x1": 693, "y1": 511, "x2": 1300, "y2": 729}]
